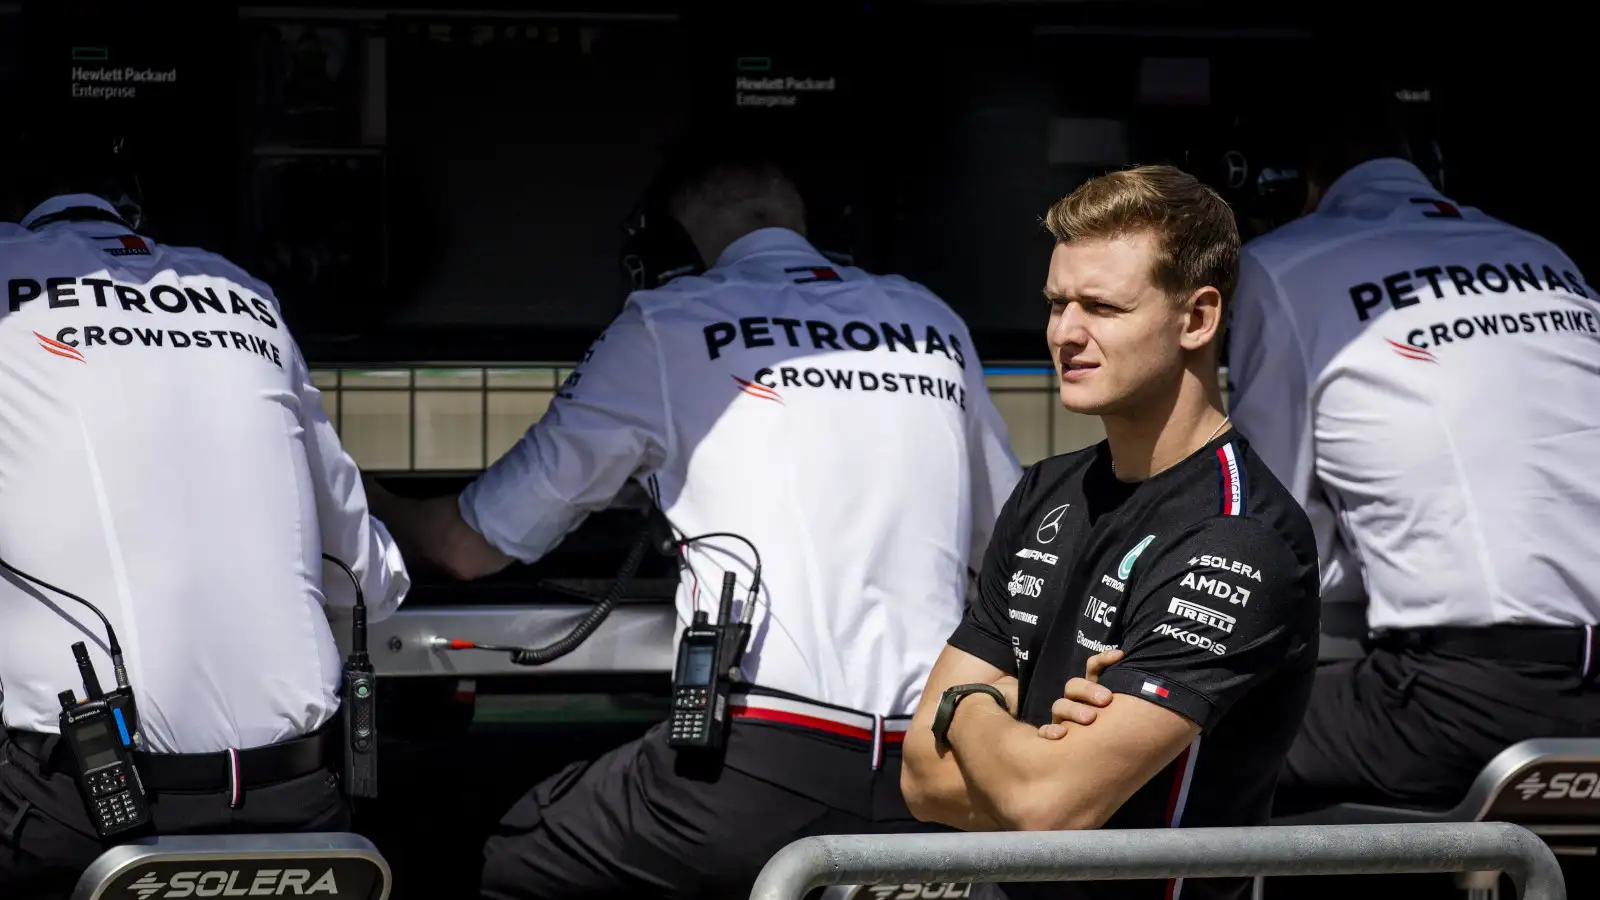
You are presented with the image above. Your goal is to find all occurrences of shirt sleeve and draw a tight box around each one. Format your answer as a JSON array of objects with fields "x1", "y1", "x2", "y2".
[
  {"x1": 289, "y1": 342, "x2": 412, "y2": 622},
  {"x1": 960, "y1": 329, "x2": 1024, "y2": 576},
  {"x1": 946, "y1": 471, "x2": 1028, "y2": 674},
  {"x1": 1095, "y1": 517, "x2": 1317, "y2": 731},
  {"x1": 459, "y1": 298, "x2": 670, "y2": 563}
]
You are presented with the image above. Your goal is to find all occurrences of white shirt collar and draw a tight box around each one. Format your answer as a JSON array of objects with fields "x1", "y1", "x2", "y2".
[
  {"x1": 1316, "y1": 157, "x2": 1437, "y2": 213},
  {"x1": 714, "y1": 227, "x2": 826, "y2": 269},
  {"x1": 19, "y1": 194, "x2": 125, "y2": 230}
]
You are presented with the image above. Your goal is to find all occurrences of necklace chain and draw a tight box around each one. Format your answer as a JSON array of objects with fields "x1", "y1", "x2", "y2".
[{"x1": 1112, "y1": 416, "x2": 1230, "y2": 476}]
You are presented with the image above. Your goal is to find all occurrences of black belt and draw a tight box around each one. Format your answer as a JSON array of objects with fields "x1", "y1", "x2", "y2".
[
  {"x1": 1366, "y1": 624, "x2": 1599, "y2": 677},
  {"x1": 5, "y1": 718, "x2": 339, "y2": 794}
]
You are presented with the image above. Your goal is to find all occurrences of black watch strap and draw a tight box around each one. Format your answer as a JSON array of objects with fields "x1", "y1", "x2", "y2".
[{"x1": 931, "y1": 682, "x2": 1009, "y2": 751}]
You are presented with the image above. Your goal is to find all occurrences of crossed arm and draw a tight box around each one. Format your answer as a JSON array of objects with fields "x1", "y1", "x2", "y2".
[{"x1": 901, "y1": 644, "x2": 1200, "y2": 833}]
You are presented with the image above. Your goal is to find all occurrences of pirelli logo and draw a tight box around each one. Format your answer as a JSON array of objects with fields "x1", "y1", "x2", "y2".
[{"x1": 1168, "y1": 596, "x2": 1236, "y2": 634}]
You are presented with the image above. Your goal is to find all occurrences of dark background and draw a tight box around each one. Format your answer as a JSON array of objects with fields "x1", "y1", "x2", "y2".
[{"x1": 6, "y1": 1, "x2": 1591, "y2": 367}]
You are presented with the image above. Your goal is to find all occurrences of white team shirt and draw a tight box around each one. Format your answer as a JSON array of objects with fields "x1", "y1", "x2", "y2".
[
  {"x1": 461, "y1": 227, "x2": 1021, "y2": 716},
  {"x1": 1227, "y1": 159, "x2": 1600, "y2": 630},
  {"x1": 0, "y1": 194, "x2": 411, "y2": 751}
]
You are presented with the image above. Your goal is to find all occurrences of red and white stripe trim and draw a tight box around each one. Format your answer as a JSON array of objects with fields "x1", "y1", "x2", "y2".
[
  {"x1": 729, "y1": 695, "x2": 912, "y2": 770},
  {"x1": 1164, "y1": 736, "x2": 1201, "y2": 900},
  {"x1": 1215, "y1": 442, "x2": 1244, "y2": 516},
  {"x1": 227, "y1": 748, "x2": 242, "y2": 809}
]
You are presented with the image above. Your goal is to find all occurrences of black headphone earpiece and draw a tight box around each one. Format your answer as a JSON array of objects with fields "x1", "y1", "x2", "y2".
[{"x1": 618, "y1": 162, "x2": 707, "y2": 293}]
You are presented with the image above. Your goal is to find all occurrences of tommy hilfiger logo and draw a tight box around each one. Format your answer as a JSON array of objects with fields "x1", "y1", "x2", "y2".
[
  {"x1": 98, "y1": 234, "x2": 150, "y2": 256},
  {"x1": 784, "y1": 265, "x2": 841, "y2": 284}
]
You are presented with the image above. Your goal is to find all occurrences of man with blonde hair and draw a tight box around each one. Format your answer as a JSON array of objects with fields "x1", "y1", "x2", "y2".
[{"x1": 901, "y1": 165, "x2": 1321, "y2": 900}]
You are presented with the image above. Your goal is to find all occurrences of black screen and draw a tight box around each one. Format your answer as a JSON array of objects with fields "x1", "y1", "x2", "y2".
[
  {"x1": 17, "y1": 3, "x2": 236, "y2": 250},
  {"x1": 879, "y1": 15, "x2": 1317, "y2": 341},
  {"x1": 384, "y1": 16, "x2": 690, "y2": 331},
  {"x1": 678, "y1": 642, "x2": 715, "y2": 688},
  {"x1": 72, "y1": 719, "x2": 119, "y2": 771}
]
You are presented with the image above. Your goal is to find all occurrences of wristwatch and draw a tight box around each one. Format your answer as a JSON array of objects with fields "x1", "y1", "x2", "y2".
[{"x1": 931, "y1": 683, "x2": 1009, "y2": 751}]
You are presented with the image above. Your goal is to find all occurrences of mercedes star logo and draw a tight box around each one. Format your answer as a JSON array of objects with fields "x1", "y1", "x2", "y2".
[
  {"x1": 1222, "y1": 150, "x2": 1249, "y2": 189},
  {"x1": 1035, "y1": 503, "x2": 1070, "y2": 544}
]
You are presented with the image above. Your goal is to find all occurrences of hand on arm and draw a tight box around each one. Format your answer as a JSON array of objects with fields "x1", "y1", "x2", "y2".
[
  {"x1": 1037, "y1": 648, "x2": 1123, "y2": 739},
  {"x1": 943, "y1": 664, "x2": 1199, "y2": 831}
]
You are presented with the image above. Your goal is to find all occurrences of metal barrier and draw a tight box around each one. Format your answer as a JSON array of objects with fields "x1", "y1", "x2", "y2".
[
  {"x1": 749, "y1": 823, "x2": 1565, "y2": 900},
  {"x1": 71, "y1": 833, "x2": 391, "y2": 900}
]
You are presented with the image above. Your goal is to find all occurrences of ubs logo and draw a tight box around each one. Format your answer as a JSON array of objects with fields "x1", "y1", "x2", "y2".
[{"x1": 1035, "y1": 504, "x2": 1070, "y2": 544}]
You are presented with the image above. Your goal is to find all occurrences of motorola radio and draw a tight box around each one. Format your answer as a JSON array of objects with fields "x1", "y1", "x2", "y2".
[
  {"x1": 0, "y1": 554, "x2": 154, "y2": 841},
  {"x1": 323, "y1": 553, "x2": 378, "y2": 800},
  {"x1": 668, "y1": 571, "x2": 754, "y2": 753},
  {"x1": 58, "y1": 640, "x2": 151, "y2": 839}
]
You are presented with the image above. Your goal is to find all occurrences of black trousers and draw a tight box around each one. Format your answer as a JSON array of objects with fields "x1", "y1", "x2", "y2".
[
  {"x1": 0, "y1": 732, "x2": 349, "y2": 900},
  {"x1": 480, "y1": 718, "x2": 938, "y2": 900},
  {"x1": 1274, "y1": 641, "x2": 1600, "y2": 815}
]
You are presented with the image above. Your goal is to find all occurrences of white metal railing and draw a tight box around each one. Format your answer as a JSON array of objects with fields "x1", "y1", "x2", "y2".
[
  {"x1": 748, "y1": 824, "x2": 1564, "y2": 900},
  {"x1": 309, "y1": 363, "x2": 1109, "y2": 472}
]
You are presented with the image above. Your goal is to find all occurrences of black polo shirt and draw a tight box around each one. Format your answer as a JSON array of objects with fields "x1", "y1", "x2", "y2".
[{"x1": 949, "y1": 429, "x2": 1320, "y2": 900}]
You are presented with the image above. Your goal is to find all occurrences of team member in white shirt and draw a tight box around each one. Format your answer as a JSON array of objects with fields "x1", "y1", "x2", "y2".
[
  {"x1": 1226, "y1": 83, "x2": 1600, "y2": 814},
  {"x1": 367, "y1": 138, "x2": 1021, "y2": 900},
  {"x1": 0, "y1": 145, "x2": 410, "y2": 898}
]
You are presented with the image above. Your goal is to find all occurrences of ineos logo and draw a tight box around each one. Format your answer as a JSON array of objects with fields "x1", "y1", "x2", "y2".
[
  {"x1": 1084, "y1": 597, "x2": 1117, "y2": 627},
  {"x1": 1035, "y1": 503, "x2": 1070, "y2": 544}
]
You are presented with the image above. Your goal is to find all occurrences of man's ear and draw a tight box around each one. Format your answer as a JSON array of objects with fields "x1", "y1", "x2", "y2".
[{"x1": 1177, "y1": 286, "x2": 1223, "y2": 352}]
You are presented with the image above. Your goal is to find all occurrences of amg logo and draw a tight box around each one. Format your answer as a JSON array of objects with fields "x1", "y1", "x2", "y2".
[
  {"x1": 1514, "y1": 770, "x2": 1600, "y2": 801},
  {"x1": 1015, "y1": 548, "x2": 1059, "y2": 566},
  {"x1": 127, "y1": 868, "x2": 339, "y2": 898},
  {"x1": 1168, "y1": 597, "x2": 1236, "y2": 634}
]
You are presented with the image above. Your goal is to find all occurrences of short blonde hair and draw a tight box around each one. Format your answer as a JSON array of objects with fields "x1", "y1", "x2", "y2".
[{"x1": 1044, "y1": 164, "x2": 1240, "y2": 307}]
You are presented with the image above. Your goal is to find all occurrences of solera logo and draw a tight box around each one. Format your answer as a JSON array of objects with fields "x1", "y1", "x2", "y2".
[
  {"x1": 127, "y1": 868, "x2": 339, "y2": 898},
  {"x1": 1515, "y1": 770, "x2": 1600, "y2": 801}
]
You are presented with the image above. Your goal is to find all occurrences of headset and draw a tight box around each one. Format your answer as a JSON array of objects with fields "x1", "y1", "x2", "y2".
[
  {"x1": 8, "y1": 127, "x2": 148, "y2": 232},
  {"x1": 619, "y1": 174, "x2": 706, "y2": 293},
  {"x1": 1206, "y1": 72, "x2": 1446, "y2": 239},
  {"x1": 618, "y1": 138, "x2": 856, "y2": 293}
]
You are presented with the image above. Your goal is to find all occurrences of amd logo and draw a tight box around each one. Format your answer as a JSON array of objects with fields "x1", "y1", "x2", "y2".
[
  {"x1": 1514, "y1": 770, "x2": 1600, "y2": 801},
  {"x1": 127, "y1": 868, "x2": 339, "y2": 898}
]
